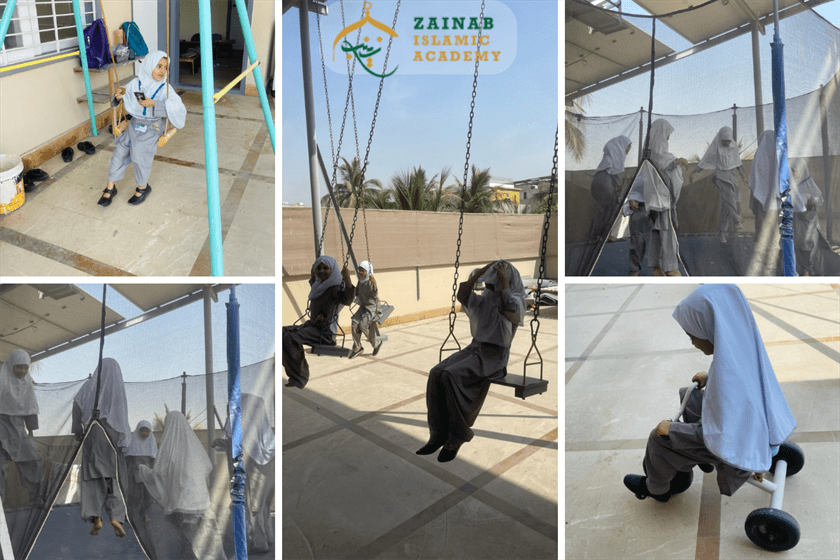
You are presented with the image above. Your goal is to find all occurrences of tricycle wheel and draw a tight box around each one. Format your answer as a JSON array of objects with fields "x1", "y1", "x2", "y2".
[
  {"x1": 744, "y1": 508, "x2": 800, "y2": 552},
  {"x1": 770, "y1": 440, "x2": 804, "y2": 476}
]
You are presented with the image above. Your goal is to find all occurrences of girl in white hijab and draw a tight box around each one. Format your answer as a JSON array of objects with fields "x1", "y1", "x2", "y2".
[
  {"x1": 748, "y1": 131, "x2": 781, "y2": 234},
  {"x1": 72, "y1": 357, "x2": 132, "y2": 537},
  {"x1": 624, "y1": 285, "x2": 795, "y2": 502},
  {"x1": 590, "y1": 136, "x2": 633, "y2": 244},
  {"x1": 99, "y1": 50, "x2": 187, "y2": 207},
  {"x1": 223, "y1": 393, "x2": 275, "y2": 552},
  {"x1": 790, "y1": 159, "x2": 825, "y2": 276},
  {"x1": 692, "y1": 127, "x2": 746, "y2": 243},
  {"x1": 350, "y1": 260, "x2": 383, "y2": 359},
  {"x1": 282, "y1": 255, "x2": 355, "y2": 388},
  {"x1": 0, "y1": 349, "x2": 44, "y2": 504},
  {"x1": 418, "y1": 260, "x2": 526, "y2": 463},
  {"x1": 125, "y1": 420, "x2": 157, "y2": 522},
  {"x1": 639, "y1": 119, "x2": 687, "y2": 276}
]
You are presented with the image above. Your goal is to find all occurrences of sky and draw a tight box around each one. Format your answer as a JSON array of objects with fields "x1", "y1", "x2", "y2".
[
  {"x1": 282, "y1": 0, "x2": 559, "y2": 205},
  {"x1": 30, "y1": 283, "x2": 276, "y2": 385}
]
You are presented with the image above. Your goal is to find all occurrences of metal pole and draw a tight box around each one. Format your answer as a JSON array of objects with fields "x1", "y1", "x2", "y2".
[
  {"x1": 751, "y1": 22, "x2": 765, "y2": 137},
  {"x1": 638, "y1": 107, "x2": 644, "y2": 166},
  {"x1": 0, "y1": 0, "x2": 18, "y2": 47},
  {"x1": 299, "y1": 0, "x2": 324, "y2": 258},
  {"x1": 226, "y1": 286, "x2": 247, "y2": 560},
  {"x1": 181, "y1": 371, "x2": 187, "y2": 415},
  {"x1": 203, "y1": 287, "x2": 216, "y2": 466},
  {"x1": 232, "y1": 0, "x2": 275, "y2": 152},
  {"x1": 732, "y1": 104, "x2": 738, "y2": 142},
  {"x1": 198, "y1": 0, "x2": 225, "y2": 275},
  {"x1": 819, "y1": 83, "x2": 833, "y2": 244},
  {"x1": 71, "y1": 0, "x2": 98, "y2": 136},
  {"x1": 318, "y1": 146, "x2": 359, "y2": 272}
]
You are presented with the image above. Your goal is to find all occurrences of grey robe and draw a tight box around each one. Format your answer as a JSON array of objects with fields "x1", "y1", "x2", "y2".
[
  {"x1": 643, "y1": 387, "x2": 751, "y2": 496},
  {"x1": 352, "y1": 280, "x2": 379, "y2": 347},
  {"x1": 283, "y1": 283, "x2": 355, "y2": 388},
  {"x1": 589, "y1": 170, "x2": 622, "y2": 242},
  {"x1": 628, "y1": 203, "x2": 652, "y2": 274},
  {"x1": 714, "y1": 169, "x2": 741, "y2": 234},
  {"x1": 108, "y1": 95, "x2": 170, "y2": 186},
  {"x1": 794, "y1": 209, "x2": 819, "y2": 276},
  {"x1": 0, "y1": 414, "x2": 43, "y2": 502},
  {"x1": 647, "y1": 161, "x2": 680, "y2": 273}
]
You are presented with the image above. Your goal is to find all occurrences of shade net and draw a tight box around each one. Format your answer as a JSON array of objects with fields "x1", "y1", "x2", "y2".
[
  {"x1": 565, "y1": 1, "x2": 840, "y2": 276},
  {"x1": 0, "y1": 284, "x2": 275, "y2": 560}
]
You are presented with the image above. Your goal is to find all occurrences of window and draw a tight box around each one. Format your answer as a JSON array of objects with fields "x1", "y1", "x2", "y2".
[{"x1": 0, "y1": 0, "x2": 95, "y2": 68}]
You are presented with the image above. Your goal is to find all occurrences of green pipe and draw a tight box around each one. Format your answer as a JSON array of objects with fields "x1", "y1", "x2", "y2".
[
  {"x1": 0, "y1": 0, "x2": 18, "y2": 48},
  {"x1": 71, "y1": 0, "x2": 98, "y2": 136},
  {"x1": 233, "y1": 0, "x2": 275, "y2": 152},
  {"x1": 198, "y1": 0, "x2": 225, "y2": 275}
]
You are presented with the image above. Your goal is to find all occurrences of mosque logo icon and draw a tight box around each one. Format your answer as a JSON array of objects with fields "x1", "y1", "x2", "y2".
[{"x1": 333, "y1": 1, "x2": 399, "y2": 78}]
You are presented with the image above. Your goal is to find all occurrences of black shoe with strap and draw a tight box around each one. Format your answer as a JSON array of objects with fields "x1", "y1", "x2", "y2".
[
  {"x1": 97, "y1": 186, "x2": 117, "y2": 207},
  {"x1": 128, "y1": 184, "x2": 151, "y2": 205},
  {"x1": 416, "y1": 438, "x2": 446, "y2": 456},
  {"x1": 623, "y1": 474, "x2": 671, "y2": 503}
]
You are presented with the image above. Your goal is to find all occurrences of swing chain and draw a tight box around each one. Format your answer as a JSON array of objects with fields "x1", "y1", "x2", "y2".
[
  {"x1": 532, "y1": 126, "x2": 558, "y2": 326},
  {"x1": 441, "y1": 0, "x2": 486, "y2": 361},
  {"x1": 316, "y1": 12, "x2": 336, "y2": 172}
]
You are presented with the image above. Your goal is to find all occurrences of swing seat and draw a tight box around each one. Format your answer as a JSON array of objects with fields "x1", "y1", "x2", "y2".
[
  {"x1": 376, "y1": 303, "x2": 394, "y2": 324},
  {"x1": 490, "y1": 375, "x2": 549, "y2": 399}
]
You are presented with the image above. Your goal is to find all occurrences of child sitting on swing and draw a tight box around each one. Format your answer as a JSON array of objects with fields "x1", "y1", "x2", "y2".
[
  {"x1": 98, "y1": 50, "x2": 186, "y2": 207},
  {"x1": 282, "y1": 255, "x2": 355, "y2": 389},
  {"x1": 417, "y1": 260, "x2": 526, "y2": 462},
  {"x1": 349, "y1": 260, "x2": 383, "y2": 359}
]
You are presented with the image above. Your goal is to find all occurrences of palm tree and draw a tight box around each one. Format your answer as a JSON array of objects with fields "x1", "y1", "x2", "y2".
[
  {"x1": 388, "y1": 166, "x2": 451, "y2": 211},
  {"x1": 320, "y1": 157, "x2": 383, "y2": 208},
  {"x1": 565, "y1": 96, "x2": 590, "y2": 163},
  {"x1": 447, "y1": 166, "x2": 512, "y2": 213},
  {"x1": 363, "y1": 188, "x2": 395, "y2": 209},
  {"x1": 152, "y1": 404, "x2": 204, "y2": 432}
]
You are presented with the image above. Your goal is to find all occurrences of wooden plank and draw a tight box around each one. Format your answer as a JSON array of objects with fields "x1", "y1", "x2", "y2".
[
  {"x1": 72, "y1": 59, "x2": 134, "y2": 73},
  {"x1": 76, "y1": 75, "x2": 135, "y2": 104}
]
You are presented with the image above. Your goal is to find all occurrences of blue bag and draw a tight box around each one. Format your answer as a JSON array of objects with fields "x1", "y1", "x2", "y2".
[
  {"x1": 82, "y1": 19, "x2": 111, "y2": 68},
  {"x1": 122, "y1": 21, "x2": 149, "y2": 58}
]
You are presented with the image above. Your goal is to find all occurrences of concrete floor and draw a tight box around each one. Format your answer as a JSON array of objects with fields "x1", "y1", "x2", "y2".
[
  {"x1": 283, "y1": 312, "x2": 559, "y2": 560},
  {"x1": 565, "y1": 283, "x2": 840, "y2": 559},
  {"x1": 0, "y1": 92, "x2": 274, "y2": 276}
]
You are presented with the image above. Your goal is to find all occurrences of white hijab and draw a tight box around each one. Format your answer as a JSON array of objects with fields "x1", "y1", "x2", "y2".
[
  {"x1": 0, "y1": 349, "x2": 39, "y2": 416},
  {"x1": 790, "y1": 159, "x2": 824, "y2": 213},
  {"x1": 357, "y1": 260, "x2": 374, "y2": 284},
  {"x1": 308, "y1": 255, "x2": 343, "y2": 300},
  {"x1": 672, "y1": 285, "x2": 796, "y2": 472},
  {"x1": 698, "y1": 127, "x2": 741, "y2": 171},
  {"x1": 123, "y1": 50, "x2": 187, "y2": 128},
  {"x1": 466, "y1": 260, "x2": 526, "y2": 347},
  {"x1": 596, "y1": 136, "x2": 632, "y2": 175},
  {"x1": 126, "y1": 420, "x2": 158, "y2": 458},
  {"x1": 73, "y1": 358, "x2": 132, "y2": 448},
  {"x1": 646, "y1": 118, "x2": 683, "y2": 203},
  {"x1": 138, "y1": 411, "x2": 212, "y2": 515},
  {"x1": 749, "y1": 131, "x2": 780, "y2": 211},
  {"x1": 224, "y1": 393, "x2": 275, "y2": 466}
]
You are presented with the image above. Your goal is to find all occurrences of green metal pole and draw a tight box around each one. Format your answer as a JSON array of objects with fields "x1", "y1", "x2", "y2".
[
  {"x1": 71, "y1": 0, "x2": 98, "y2": 136},
  {"x1": 0, "y1": 0, "x2": 18, "y2": 47},
  {"x1": 232, "y1": 0, "x2": 275, "y2": 152},
  {"x1": 198, "y1": 0, "x2": 224, "y2": 275}
]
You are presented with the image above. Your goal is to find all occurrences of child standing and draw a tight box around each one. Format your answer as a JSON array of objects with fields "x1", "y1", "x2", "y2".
[
  {"x1": 349, "y1": 260, "x2": 383, "y2": 359},
  {"x1": 417, "y1": 260, "x2": 526, "y2": 462},
  {"x1": 98, "y1": 50, "x2": 186, "y2": 207},
  {"x1": 125, "y1": 420, "x2": 157, "y2": 523},
  {"x1": 691, "y1": 127, "x2": 746, "y2": 243}
]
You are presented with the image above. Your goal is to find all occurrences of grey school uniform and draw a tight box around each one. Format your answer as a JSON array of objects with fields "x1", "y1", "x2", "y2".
[
  {"x1": 714, "y1": 169, "x2": 741, "y2": 234},
  {"x1": 643, "y1": 386, "x2": 751, "y2": 496},
  {"x1": 352, "y1": 280, "x2": 379, "y2": 348},
  {"x1": 0, "y1": 414, "x2": 43, "y2": 503},
  {"x1": 108, "y1": 96, "x2": 169, "y2": 187},
  {"x1": 589, "y1": 169, "x2": 621, "y2": 240},
  {"x1": 628, "y1": 203, "x2": 652, "y2": 274},
  {"x1": 282, "y1": 283, "x2": 355, "y2": 388},
  {"x1": 72, "y1": 402, "x2": 127, "y2": 523}
]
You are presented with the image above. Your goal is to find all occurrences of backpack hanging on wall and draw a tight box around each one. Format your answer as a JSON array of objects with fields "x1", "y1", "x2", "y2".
[
  {"x1": 83, "y1": 19, "x2": 112, "y2": 68},
  {"x1": 122, "y1": 21, "x2": 149, "y2": 57}
]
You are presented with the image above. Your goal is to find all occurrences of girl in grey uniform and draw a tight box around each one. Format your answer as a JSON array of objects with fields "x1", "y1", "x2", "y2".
[
  {"x1": 349, "y1": 260, "x2": 383, "y2": 358},
  {"x1": 125, "y1": 420, "x2": 157, "y2": 523},
  {"x1": 590, "y1": 136, "x2": 632, "y2": 242},
  {"x1": 138, "y1": 411, "x2": 226, "y2": 560},
  {"x1": 623, "y1": 285, "x2": 796, "y2": 502},
  {"x1": 98, "y1": 50, "x2": 186, "y2": 207},
  {"x1": 72, "y1": 358, "x2": 132, "y2": 537},
  {"x1": 691, "y1": 127, "x2": 746, "y2": 243},
  {"x1": 417, "y1": 260, "x2": 526, "y2": 462},
  {"x1": 0, "y1": 349, "x2": 43, "y2": 504},
  {"x1": 282, "y1": 255, "x2": 355, "y2": 388},
  {"x1": 790, "y1": 159, "x2": 825, "y2": 276}
]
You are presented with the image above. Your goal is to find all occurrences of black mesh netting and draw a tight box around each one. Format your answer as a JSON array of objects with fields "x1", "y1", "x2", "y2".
[
  {"x1": 566, "y1": 2, "x2": 840, "y2": 276},
  {"x1": 0, "y1": 285, "x2": 275, "y2": 560}
]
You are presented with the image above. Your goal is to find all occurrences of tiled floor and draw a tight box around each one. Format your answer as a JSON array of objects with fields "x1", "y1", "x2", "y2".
[
  {"x1": 565, "y1": 283, "x2": 840, "y2": 559},
  {"x1": 0, "y1": 92, "x2": 274, "y2": 277},
  {"x1": 283, "y1": 312, "x2": 559, "y2": 559}
]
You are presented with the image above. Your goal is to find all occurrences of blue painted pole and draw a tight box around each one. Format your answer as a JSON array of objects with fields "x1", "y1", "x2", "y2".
[
  {"x1": 232, "y1": 0, "x2": 275, "y2": 152},
  {"x1": 771, "y1": 2, "x2": 796, "y2": 276},
  {"x1": 0, "y1": 0, "x2": 18, "y2": 47},
  {"x1": 226, "y1": 286, "x2": 247, "y2": 560},
  {"x1": 71, "y1": 0, "x2": 98, "y2": 136},
  {"x1": 198, "y1": 0, "x2": 225, "y2": 275}
]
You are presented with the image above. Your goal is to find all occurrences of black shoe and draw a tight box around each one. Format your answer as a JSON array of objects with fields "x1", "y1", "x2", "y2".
[
  {"x1": 623, "y1": 474, "x2": 671, "y2": 502},
  {"x1": 670, "y1": 470, "x2": 693, "y2": 495},
  {"x1": 61, "y1": 147, "x2": 74, "y2": 162},
  {"x1": 128, "y1": 184, "x2": 151, "y2": 205},
  {"x1": 77, "y1": 141, "x2": 96, "y2": 155},
  {"x1": 416, "y1": 438, "x2": 446, "y2": 455},
  {"x1": 372, "y1": 339, "x2": 383, "y2": 356},
  {"x1": 348, "y1": 346, "x2": 363, "y2": 359},
  {"x1": 437, "y1": 441, "x2": 463, "y2": 463},
  {"x1": 25, "y1": 169, "x2": 49, "y2": 182},
  {"x1": 24, "y1": 176, "x2": 36, "y2": 193},
  {"x1": 698, "y1": 463, "x2": 714, "y2": 473},
  {"x1": 98, "y1": 186, "x2": 117, "y2": 207}
]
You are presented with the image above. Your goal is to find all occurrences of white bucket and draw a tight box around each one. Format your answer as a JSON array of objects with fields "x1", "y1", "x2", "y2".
[{"x1": 0, "y1": 154, "x2": 25, "y2": 215}]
